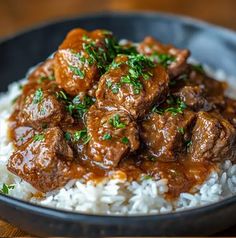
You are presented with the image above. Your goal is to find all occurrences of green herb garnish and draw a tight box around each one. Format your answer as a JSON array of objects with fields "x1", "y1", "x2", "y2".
[
  {"x1": 152, "y1": 106, "x2": 164, "y2": 115},
  {"x1": 0, "y1": 184, "x2": 15, "y2": 195},
  {"x1": 152, "y1": 96, "x2": 187, "y2": 116},
  {"x1": 109, "y1": 114, "x2": 126, "y2": 129},
  {"x1": 106, "y1": 79, "x2": 112, "y2": 89},
  {"x1": 111, "y1": 83, "x2": 121, "y2": 94},
  {"x1": 165, "y1": 99, "x2": 187, "y2": 116},
  {"x1": 108, "y1": 60, "x2": 123, "y2": 70},
  {"x1": 18, "y1": 136, "x2": 24, "y2": 142},
  {"x1": 37, "y1": 75, "x2": 55, "y2": 84},
  {"x1": 178, "y1": 127, "x2": 185, "y2": 135},
  {"x1": 69, "y1": 95, "x2": 95, "y2": 118},
  {"x1": 33, "y1": 88, "x2": 43, "y2": 104},
  {"x1": 38, "y1": 76, "x2": 47, "y2": 83},
  {"x1": 56, "y1": 90, "x2": 68, "y2": 101},
  {"x1": 64, "y1": 132, "x2": 71, "y2": 141},
  {"x1": 102, "y1": 133, "x2": 112, "y2": 140},
  {"x1": 82, "y1": 34, "x2": 89, "y2": 41},
  {"x1": 33, "y1": 134, "x2": 45, "y2": 142},
  {"x1": 74, "y1": 129, "x2": 91, "y2": 144},
  {"x1": 111, "y1": 54, "x2": 155, "y2": 95},
  {"x1": 82, "y1": 35, "x2": 117, "y2": 74},
  {"x1": 186, "y1": 140, "x2": 192, "y2": 147},
  {"x1": 121, "y1": 137, "x2": 129, "y2": 144},
  {"x1": 151, "y1": 52, "x2": 175, "y2": 68},
  {"x1": 69, "y1": 65, "x2": 85, "y2": 79}
]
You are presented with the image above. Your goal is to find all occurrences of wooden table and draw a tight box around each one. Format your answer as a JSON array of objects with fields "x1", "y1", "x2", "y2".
[
  {"x1": 1, "y1": 0, "x2": 236, "y2": 236},
  {"x1": 1, "y1": 219, "x2": 236, "y2": 237}
]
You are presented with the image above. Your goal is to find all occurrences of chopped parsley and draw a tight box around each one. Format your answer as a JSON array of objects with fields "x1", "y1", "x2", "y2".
[
  {"x1": 33, "y1": 88, "x2": 43, "y2": 104},
  {"x1": 64, "y1": 132, "x2": 71, "y2": 141},
  {"x1": 57, "y1": 92, "x2": 95, "y2": 119},
  {"x1": 120, "y1": 74, "x2": 143, "y2": 95},
  {"x1": 69, "y1": 65, "x2": 85, "y2": 79},
  {"x1": 152, "y1": 96, "x2": 187, "y2": 116},
  {"x1": 82, "y1": 35, "x2": 117, "y2": 74},
  {"x1": 18, "y1": 136, "x2": 24, "y2": 142},
  {"x1": 192, "y1": 64, "x2": 204, "y2": 73},
  {"x1": 165, "y1": 100, "x2": 187, "y2": 115},
  {"x1": 185, "y1": 140, "x2": 192, "y2": 147},
  {"x1": 0, "y1": 184, "x2": 15, "y2": 195},
  {"x1": 56, "y1": 90, "x2": 68, "y2": 101},
  {"x1": 74, "y1": 129, "x2": 91, "y2": 144},
  {"x1": 165, "y1": 97, "x2": 187, "y2": 116},
  {"x1": 178, "y1": 127, "x2": 185, "y2": 135},
  {"x1": 121, "y1": 137, "x2": 129, "y2": 144},
  {"x1": 38, "y1": 76, "x2": 47, "y2": 83},
  {"x1": 108, "y1": 54, "x2": 155, "y2": 95},
  {"x1": 82, "y1": 34, "x2": 89, "y2": 41},
  {"x1": 69, "y1": 95, "x2": 95, "y2": 118},
  {"x1": 115, "y1": 45, "x2": 138, "y2": 55},
  {"x1": 107, "y1": 60, "x2": 123, "y2": 70},
  {"x1": 106, "y1": 79, "x2": 113, "y2": 89},
  {"x1": 111, "y1": 83, "x2": 121, "y2": 94},
  {"x1": 33, "y1": 134, "x2": 45, "y2": 142},
  {"x1": 152, "y1": 106, "x2": 164, "y2": 115},
  {"x1": 75, "y1": 53, "x2": 86, "y2": 63},
  {"x1": 151, "y1": 52, "x2": 175, "y2": 68},
  {"x1": 37, "y1": 75, "x2": 55, "y2": 84},
  {"x1": 102, "y1": 133, "x2": 112, "y2": 140},
  {"x1": 109, "y1": 114, "x2": 126, "y2": 129}
]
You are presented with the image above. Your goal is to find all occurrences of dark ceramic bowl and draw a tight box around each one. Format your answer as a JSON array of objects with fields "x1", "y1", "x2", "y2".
[{"x1": 1, "y1": 12, "x2": 236, "y2": 237}]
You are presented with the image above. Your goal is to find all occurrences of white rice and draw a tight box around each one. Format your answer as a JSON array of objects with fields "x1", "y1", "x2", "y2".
[{"x1": 1, "y1": 64, "x2": 236, "y2": 215}]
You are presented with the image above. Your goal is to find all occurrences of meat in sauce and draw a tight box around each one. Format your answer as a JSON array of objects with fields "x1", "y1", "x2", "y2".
[{"x1": 7, "y1": 28, "x2": 236, "y2": 199}]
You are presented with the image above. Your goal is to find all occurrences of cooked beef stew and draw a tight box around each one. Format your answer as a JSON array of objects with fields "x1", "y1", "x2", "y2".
[{"x1": 7, "y1": 28, "x2": 236, "y2": 198}]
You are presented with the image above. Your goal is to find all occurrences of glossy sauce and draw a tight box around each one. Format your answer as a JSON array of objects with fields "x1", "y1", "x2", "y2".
[{"x1": 7, "y1": 30, "x2": 236, "y2": 199}]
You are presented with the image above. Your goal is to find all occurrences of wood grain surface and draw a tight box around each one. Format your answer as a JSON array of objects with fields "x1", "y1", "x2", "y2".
[{"x1": 0, "y1": 0, "x2": 236, "y2": 236}]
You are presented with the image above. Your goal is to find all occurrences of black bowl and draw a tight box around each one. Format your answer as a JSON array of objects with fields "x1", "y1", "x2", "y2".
[{"x1": 1, "y1": 12, "x2": 236, "y2": 237}]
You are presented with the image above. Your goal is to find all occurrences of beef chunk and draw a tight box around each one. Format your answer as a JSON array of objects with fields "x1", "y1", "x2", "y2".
[
  {"x1": 7, "y1": 127, "x2": 75, "y2": 192},
  {"x1": 188, "y1": 66, "x2": 227, "y2": 107},
  {"x1": 141, "y1": 111, "x2": 196, "y2": 161},
  {"x1": 28, "y1": 59, "x2": 55, "y2": 83},
  {"x1": 18, "y1": 88, "x2": 72, "y2": 130},
  {"x1": 189, "y1": 112, "x2": 236, "y2": 162},
  {"x1": 174, "y1": 86, "x2": 213, "y2": 111},
  {"x1": 96, "y1": 54, "x2": 169, "y2": 119},
  {"x1": 137, "y1": 36, "x2": 190, "y2": 78},
  {"x1": 86, "y1": 105, "x2": 140, "y2": 169},
  {"x1": 9, "y1": 126, "x2": 35, "y2": 147},
  {"x1": 54, "y1": 28, "x2": 116, "y2": 96}
]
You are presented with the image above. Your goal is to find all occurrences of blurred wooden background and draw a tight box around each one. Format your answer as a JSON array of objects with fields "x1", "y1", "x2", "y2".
[
  {"x1": 0, "y1": 0, "x2": 236, "y2": 236},
  {"x1": 0, "y1": 0, "x2": 236, "y2": 38}
]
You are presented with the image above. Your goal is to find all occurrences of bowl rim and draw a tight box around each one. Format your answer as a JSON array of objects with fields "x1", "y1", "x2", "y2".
[{"x1": 1, "y1": 11, "x2": 236, "y2": 222}]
